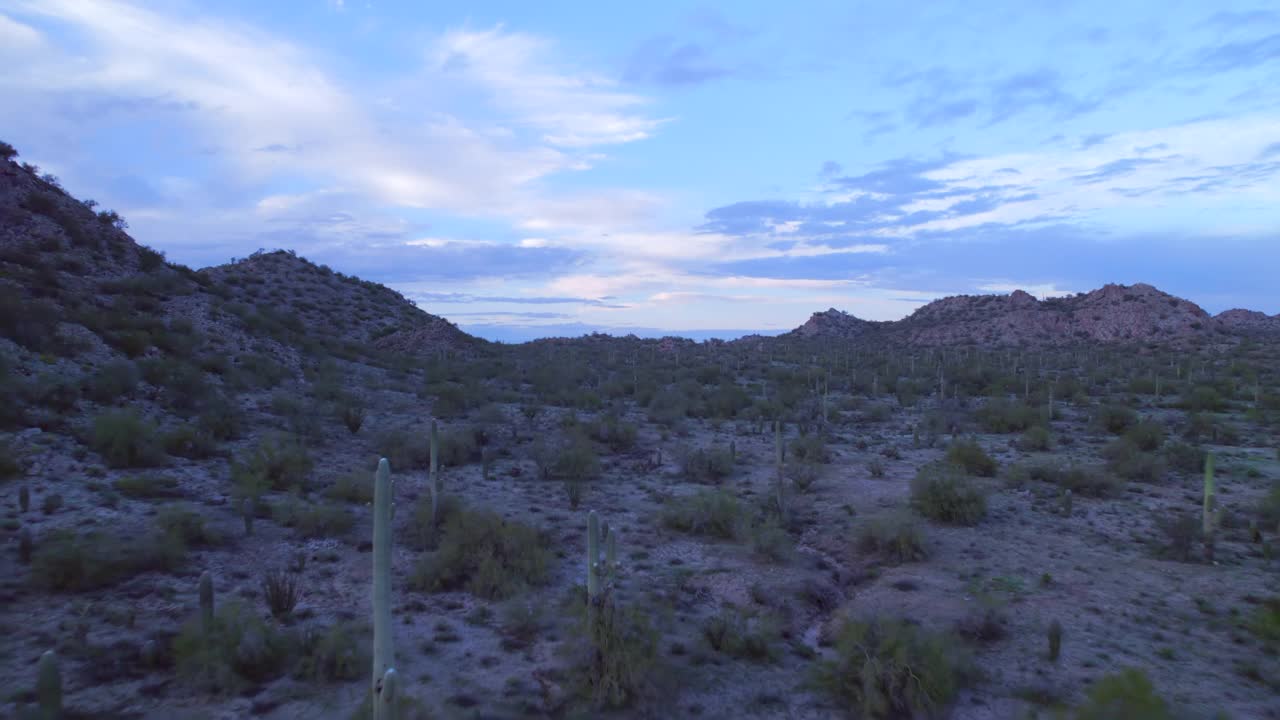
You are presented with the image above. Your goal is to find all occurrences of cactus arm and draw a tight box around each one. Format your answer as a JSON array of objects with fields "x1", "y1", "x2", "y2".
[
  {"x1": 375, "y1": 667, "x2": 398, "y2": 720},
  {"x1": 587, "y1": 510, "x2": 600, "y2": 601}
]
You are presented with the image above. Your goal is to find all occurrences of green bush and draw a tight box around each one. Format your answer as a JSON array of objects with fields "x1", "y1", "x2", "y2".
[
  {"x1": 911, "y1": 463, "x2": 986, "y2": 525},
  {"x1": 1071, "y1": 668, "x2": 1171, "y2": 719},
  {"x1": 977, "y1": 399, "x2": 1041, "y2": 433},
  {"x1": 1153, "y1": 511, "x2": 1199, "y2": 562},
  {"x1": 410, "y1": 508, "x2": 550, "y2": 599},
  {"x1": 570, "y1": 597, "x2": 662, "y2": 709},
  {"x1": 702, "y1": 607, "x2": 780, "y2": 663},
  {"x1": 1019, "y1": 425, "x2": 1051, "y2": 451},
  {"x1": 679, "y1": 445, "x2": 735, "y2": 483},
  {"x1": 295, "y1": 620, "x2": 369, "y2": 683},
  {"x1": 274, "y1": 498, "x2": 353, "y2": 538},
  {"x1": 1246, "y1": 596, "x2": 1280, "y2": 653},
  {"x1": 551, "y1": 430, "x2": 601, "y2": 481},
  {"x1": 90, "y1": 410, "x2": 165, "y2": 468},
  {"x1": 114, "y1": 474, "x2": 183, "y2": 499},
  {"x1": 660, "y1": 489, "x2": 746, "y2": 540},
  {"x1": 439, "y1": 426, "x2": 482, "y2": 467},
  {"x1": 173, "y1": 599, "x2": 291, "y2": 694},
  {"x1": 31, "y1": 529, "x2": 185, "y2": 591},
  {"x1": 86, "y1": 360, "x2": 139, "y2": 403},
  {"x1": 197, "y1": 397, "x2": 245, "y2": 441},
  {"x1": 1259, "y1": 481, "x2": 1280, "y2": 528},
  {"x1": 790, "y1": 433, "x2": 829, "y2": 463},
  {"x1": 1124, "y1": 420, "x2": 1165, "y2": 452},
  {"x1": 812, "y1": 617, "x2": 969, "y2": 719},
  {"x1": 1103, "y1": 440, "x2": 1167, "y2": 482},
  {"x1": 230, "y1": 434, "x2": 313, "y2": 500},
  {"x1": 162, "y1": 423, "x2": 219, "y2": 459},
  {"x1": 944, "y1": 439, "x2": 997, "y2": 477},
  {"x1": 858, "y1": 512, "x2": 928, "y2": 564},
  {"x1": 375, "y1": 426, "x2": 431, "y2": 470},
  {"x1": 156, "y1": 504, "x2": 223, "y2": 547},
  {"x1": 0, "y1": 438, "x2": 22, "y2": 480},
  {"x1": 324, "y1": 471, "x2": 373, "y2": 504},
  {"x1": 1094, "y1": 404, "x2": 1138, "y2": 434}
]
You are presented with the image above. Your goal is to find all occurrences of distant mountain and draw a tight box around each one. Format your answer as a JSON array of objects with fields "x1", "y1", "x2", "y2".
[{"x1": 778, "y1": 284, "x2": 1277, "y2": 347}]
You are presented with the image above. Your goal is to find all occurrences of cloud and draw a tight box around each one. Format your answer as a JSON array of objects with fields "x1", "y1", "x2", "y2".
[
  {"x1": 1196, "y1": 33, "x2": 1280, "y2": 73},
  {"x1": 434, "y1": 26, "x2": 666, "y2": 146},
  {"x1": 624, "y1": 37, "x2": 732, "y2": 86}
]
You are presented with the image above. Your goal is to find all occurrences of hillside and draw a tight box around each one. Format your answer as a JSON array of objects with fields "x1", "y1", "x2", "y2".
[{"x1": 782, "y1": 283, "x2": 1276, "y2": 347}]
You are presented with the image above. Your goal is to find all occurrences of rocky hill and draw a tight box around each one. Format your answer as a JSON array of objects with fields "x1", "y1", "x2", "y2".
[{"x1": 780, "y1": 283, "x2": 1273, "y2": 347}]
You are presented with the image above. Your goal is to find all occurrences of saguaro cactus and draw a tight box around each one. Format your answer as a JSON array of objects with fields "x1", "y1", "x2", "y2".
[
  {"x1": 1203, "y1": 453, "x2": 1216, "y2": 562},
  {"x1": 37, "y1": 649, "x2": 60, "y2": 720},
  {"x1": 774, "y1": 421, "x2": 787, "y2": 522},
  {"x1": 371, "y1": 458, "x2": 397, "y2": 720},
  {"x1": 587, "y1": 510, "x2": 601, "y2": 603},
  {"x1": 429, "y1": 421, "x2": 441, "y2": 527},
  {"x1": 198, "y1": 571, "x2": 214, "y2": 637}
]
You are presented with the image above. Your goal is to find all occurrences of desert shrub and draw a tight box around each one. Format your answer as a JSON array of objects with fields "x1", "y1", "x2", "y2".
[
  {"x1": 977, "y1": 399, "x2": 1040, "y2": 433},
  {"x1": 1019, "y1": 425, "x2": 1051, "y2": 451},
  {"x1": 748, "y1": 518, "x2": 793, "y2": 563},
  {"x1": 1071, "y1": 668, "x2": 1171, "y2": 719},
  {"x1": 114, "y1": 474, "x2": 183, "y2": 499},
  {"x1": 163, "y1": 423, "x2": 219, "y2": 459},
  {"x1": 337, "y1": 398, "x2": 365, "y2": 434},
  {"x1": 173, "y1": 599, "x2": 291, "y2": 694},
  {"x1": 701, "y1": 607, "x2": 780, "y2": 662},
  {"x1": 197, "y1": 397, "x2": 245, "y2": 441},
  {"x1": 31, "y1": 529, "x2": 185, "y2": 591},
  {"x1": 90, "y1": 410, "x2": 165, "y2": 468},
  {"x1": 1246, "y1": 596, "x2": 1280, "y2": 653},
  {"x1": 1094, "y1": 403, "x2": 1138, "y2": 434},
  {"x1": 858, "y1": 512, "x2": 928, "y2": 564},
  {"x1": 295, "y1": 620, "x2": 368, "y2": 683},
  {"x1": 410, "y1": 508, "x2": 550, "y2": 599},
  {"x1": 1153, "y1": 511, "x2": 1200, "y2": 562},
  {"x1": 1103, "y1": 440, "x2": 1167, "y2": 482},
  {"x1": 230, "y1": 434, "x2": 313, "y2": 500},
  {"x1": 274, "y1": 498, "x2": 353, "y2": 538},
  {"x1": 790, "y1": 432, "x2": 829, "y2": 463},
  {"x1": 86, "y1": 360, "x2": 140, "y2": 403},
  {"x1": 0, "y1": 438, "x2": 22, "y2": 479},
  {"x1": 569, "y1": 597, "x2": 662, "y2": 709},
  {"x1": 944, "y1": 439, "x2": 997, "y2": 477},
  {"x1": 431, "y1": 383, "x2": 469, "y2": 418},
  {"x1": 647, "y1": 387, "x2": 688, "y2": 427},
  {"x1": 262, "y1": 569, "x2": 301, "y2": 618},
  {"x1": 156, "y1": 504, "x2": 223, "y2": 547},
  {"x1": 439, "y1": 426, "x2": 482, "y2": 467},
  {"x1": 812, "y1": 617, "x2": 969, "y2": 719},
  {"x1": 660, "y1": 489, "x2": 746, "y2": 540},
  {"x1": 1180, "y1": 386, "x2": 1225, "y2": 413},
  {"x1": 551, "y1": 430, "x2": 601, "y2": 482},
  {"x1": 1124, "y1": 420, "x2": 1165, "y2": 452},
  {"x1": 679, "y1": 445, "x2": 735, "y2": 483},
  {"x1": 867, "y1": 458, "x2": 886, "y2": 478},
  {"x1": 0, "y1": 140, "x2": 15, "y2": 159},
  {"x1": 375, "y1": 426, "x2": 431, "y2": 470},
  {"x1": 911, "y1": 463, "x2": 986, "y2": 525},
  {"x1": 1163, "y1": 442, "x2": 1206, "y2": 475},
  {"x1": 1054, "y1": 465, "x2": 1120, "y2": 498},
  {"x1": 590, "y1": 413, "x2": 638, "y2": 452},
  {"x1": 324, "y1": 471, "x2": 373, "y2": 504},
  {"x1": 1259, "y1": 482, "x2": 1280, "y2": 527},
  {"x1": 41, "y1": 493, "x2": 63, "y2": 514}
]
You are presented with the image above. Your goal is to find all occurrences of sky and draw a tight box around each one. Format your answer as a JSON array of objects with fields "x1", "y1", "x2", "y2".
[{"x1": 1, "y1": 1, "x2": 1277, "y2": 342}]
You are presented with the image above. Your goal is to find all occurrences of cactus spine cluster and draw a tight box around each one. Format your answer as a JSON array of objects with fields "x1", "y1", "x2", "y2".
[
  {"x1": 37, "y1": 649, "x2": 61, "y2": 719},
  {"x1": 372, "y1": 458, "x2": 397, "y2": 720}
]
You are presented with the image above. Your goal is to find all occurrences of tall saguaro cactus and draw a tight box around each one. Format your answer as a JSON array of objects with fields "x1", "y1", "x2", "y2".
[
  {"x1": 774, "y1": 420, "x2": 787, "y2": 523},
  {"x1": 371, "y1": 458, "x2": 397, "y2": 720},
  {"x1": 37, "y1": 649, "x2": 61, "y2": 720},
  {"x1": 1203, "y1": 453, "x2": 1216, "y2": 562},
  {"x1": 587, "y1": 510, "x2": 601, "y2": 603},
  {"x1": 429, "y1": 420, "x2": 441, "y2": 527}
]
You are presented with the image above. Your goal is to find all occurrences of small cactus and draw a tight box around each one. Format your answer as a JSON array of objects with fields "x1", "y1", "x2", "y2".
[
  {"x1": 241, "y1": 497, "x2": 254, "y2": 537},
  {"x1": 605, "y1": 530, "x2": 618, "y2": 580},
  {"x1": 587, "y1": 510, "x2": 601, "y2": 603},
  {"x1": 1061, "y1": 489, "x2": 1073, "y2": 518},
  {"x1": 371, "y1": 458, "x2": 397, "y2": 718},
  {"x1": 19, "y1": 484, "x2": 29, "y2": 513},
  {"x1": 198, "y1": 571, "x2": 214, "y2": 637},
  {"x1": 1048, "y1": 620, "x2": 1062, "y2": 662},
  {"x1": 18, "y1": 527, "x2": 32, "y2": 564},
  {"x1": 37, "y1": 649, "x2": 61, "y2": 719}
]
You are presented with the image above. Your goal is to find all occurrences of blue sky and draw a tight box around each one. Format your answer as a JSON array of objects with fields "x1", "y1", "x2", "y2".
[{"x1": 2, "y1": 1, "x2": 1277, "y2": 341}]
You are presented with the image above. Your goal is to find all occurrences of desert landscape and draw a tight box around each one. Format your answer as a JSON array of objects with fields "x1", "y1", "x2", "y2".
[{"x1": 1, "y1": 146, "x2": 1277, "y2": 719}]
